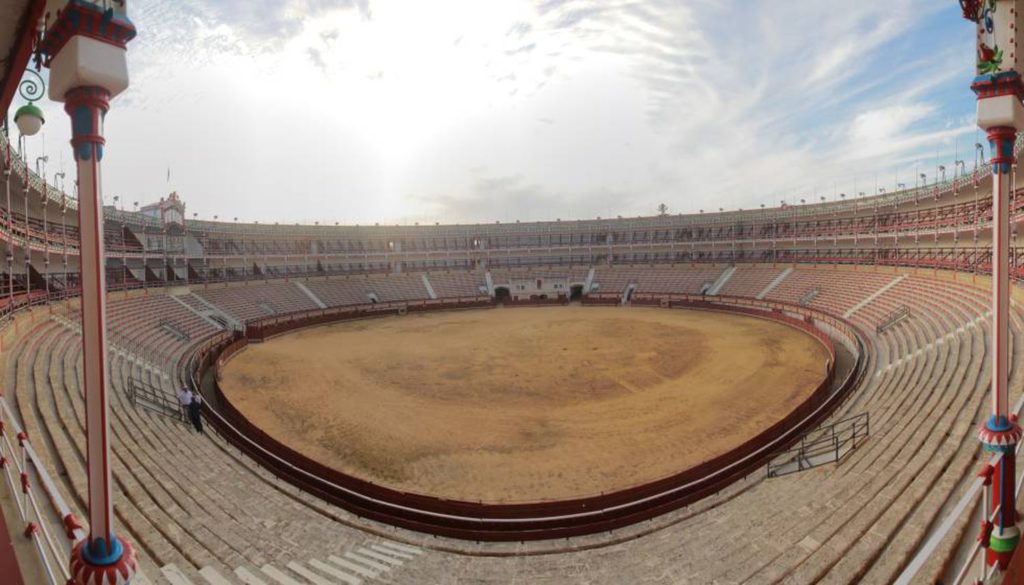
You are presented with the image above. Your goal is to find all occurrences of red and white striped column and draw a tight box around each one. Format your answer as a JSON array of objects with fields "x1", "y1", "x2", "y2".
[
  {"x1": 962, "y1": 0, "x2": 1024, "y2": 570},
  {"x1": 63, "y1": 86, "x2": 137, "y2": 584},
  {"x1": 37, "y1": 2, "x2": 138, "y2": 582},
  {"x1": 979, "y1": 125, "x2": 1024, "y2": 569}
]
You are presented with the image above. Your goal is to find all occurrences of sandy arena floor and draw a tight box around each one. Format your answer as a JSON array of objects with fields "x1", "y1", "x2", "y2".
[{"x1": 220, "y1": 306, "x2": 829, "y2": 503}]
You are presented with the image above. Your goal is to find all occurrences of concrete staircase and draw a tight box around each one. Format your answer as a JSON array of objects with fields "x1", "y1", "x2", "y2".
[
  {"x1": 484, "y1": 271, "x2": 495, "y2": 297},
  {"x1": 295, "y1": 282, "x2": 328, "y2": 309},
  {"x1": 845, "y1": 274, "x2": 906, "y2": 318},
  {"x1": 707, "y1": 266, "x2": 736, "y2": 296},
  {"x1": 757, "y1": 267, "x2": 792, "y2": 299},
  {"x1": 420, "y1": 274, "x2": 438, "y2": 300}
]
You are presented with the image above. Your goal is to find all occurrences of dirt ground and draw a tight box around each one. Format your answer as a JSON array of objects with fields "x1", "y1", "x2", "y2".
[{"x1": 220, "y1": 306, "x2": 829, "y2": 503}]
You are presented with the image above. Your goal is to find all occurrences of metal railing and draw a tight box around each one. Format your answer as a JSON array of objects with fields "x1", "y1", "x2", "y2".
[
  {"x1": 0, "y1": 397, "x2": 85, "y2": 585},
  {"x1": 895, "y1": 395, "x2": 1024, "y2": 584},
  {"x1": 799, "y1": 286, "x2": 820, "y2": 306},
  {"x1": 766, "y1": 412, "x2": 870, "y2": 477},
  {"x1": 126, "y1": 378, "x2": 186, "y2": 423},
  {"x1": 877, "y1": 305, "x2": 911, "y2": 334}
]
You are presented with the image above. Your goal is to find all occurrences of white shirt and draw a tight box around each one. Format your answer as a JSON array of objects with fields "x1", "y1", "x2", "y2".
[{"x1": 178, "y1": 389, "x2": 192, "y2": 406}]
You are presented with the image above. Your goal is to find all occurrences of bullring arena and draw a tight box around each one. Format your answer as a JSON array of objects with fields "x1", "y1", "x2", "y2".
[
  {"x1": 4, "y1": 2, "x2": 1024, "y2": 585},
  {"x1": 219, "y1": 307, "x2": 829, "y2": 503}
]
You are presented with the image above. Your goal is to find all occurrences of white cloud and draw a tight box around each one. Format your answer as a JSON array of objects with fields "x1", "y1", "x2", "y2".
[
  {"x1": 14, "y1": 0, "x2": 980, "y2": 224},
  {"x1": 851, "y1": 104, "x2": 936, "y2": 144}
]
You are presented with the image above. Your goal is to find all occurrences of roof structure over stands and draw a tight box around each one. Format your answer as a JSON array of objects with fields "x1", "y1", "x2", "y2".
[{"x1": 0, "y1": 0, "x2": 39, "y2": 116}]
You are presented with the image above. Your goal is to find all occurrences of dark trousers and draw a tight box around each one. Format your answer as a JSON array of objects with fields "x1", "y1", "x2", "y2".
[{"x1": 188, "y1": 401, "x2": 204, "y2": 434}]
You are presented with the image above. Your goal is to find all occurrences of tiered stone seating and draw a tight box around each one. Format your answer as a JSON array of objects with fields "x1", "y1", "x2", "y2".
[
  {"x1": 90, "y1": 295, "x2": 222, "y2": 361},
  {"x1": 301, "y1": 274, "x2": 429, "y2": 308},
  {"x1": 592, "y1": 265, "x2": 727, "y2": 295},
  {"x1": 425, "y1": 271, "x2": 486, "y2": 297},
  {"x1": 489, "y1": 267, "x2": 589, "y2": 287},
  {"x1": 589, "y1": 267, "x2": 635, "y2": 294},
  {"x1": 7, "y1": 314, "x2": 427, "y2": 583},
  {"x1": 303, "y1": 278, "x2": 369, "y2": 307},
  {"x1": 364, "y1": 270, "x2": 1015, "y2": 584},
  {"x1": 717, "y1": 265, "x2": 786, "y2": 297},
  {"x1": 766, "y1": 268, "x2": 897, "y2": 315},
  {"x1": 1, "y1": 269, "x2": 1016, "y2": 584},
  {"x1": 196, "y1": 282, "x2": 318, "y2": 322},
  {"x1": 362, "y1": 274, "x2": 429, "y2": 302}
]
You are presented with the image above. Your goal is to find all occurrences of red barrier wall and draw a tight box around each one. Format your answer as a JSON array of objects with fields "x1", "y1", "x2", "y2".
[{"x1": 197, "y1": 295, "x2": 866, "y2": 540}]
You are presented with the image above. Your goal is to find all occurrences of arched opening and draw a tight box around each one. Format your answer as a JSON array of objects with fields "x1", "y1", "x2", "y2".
[
  {"x1": 494, "y1": 286, "x2": 511, "y2": 302},
  {"x1": 570, "y1": 284, "x2": 584, "y2": 301}
]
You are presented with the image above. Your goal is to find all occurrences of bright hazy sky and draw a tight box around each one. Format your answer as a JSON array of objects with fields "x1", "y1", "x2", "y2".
[{"x1": 17, "y1": 0, "x2": 981, "y2": 225}]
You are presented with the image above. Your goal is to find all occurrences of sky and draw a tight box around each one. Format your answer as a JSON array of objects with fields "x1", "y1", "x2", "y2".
[{"x1": 13, "y1": 0, "x2": 985, "y2": 225}]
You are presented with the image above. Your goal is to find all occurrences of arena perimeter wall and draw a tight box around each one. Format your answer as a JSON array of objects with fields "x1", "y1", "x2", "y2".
[{"x1": 192, "y1": 295, "x2": 866, "y2": 541}]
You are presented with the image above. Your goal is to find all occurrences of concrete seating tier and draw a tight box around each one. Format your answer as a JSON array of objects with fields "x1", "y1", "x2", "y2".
[
  {"x1": 360, "y1": 274, "x2": 430, "y2": 302},
  {"x1": 369, "y1": 269, "x2": 1015, "y2": 583},
  {"x1": 196, "y1": 283, "x2": 319, "y2": 322},
  {"x1": 488, "y1": 267, "x2": 589, "y2": 286},
  {"x1": 425, "y1": 272, "x2": 486, "y2": 297},
  {"x1": 717, "y1": 265, "x2": 786, "y2": 297},
  {"x1": 301, "y1": 274, "x2": 430, "y2": 309},
  {"x1": 301, "y1": 278, "x2": 369, "y2": 308},
  {"x1": 6, "y1": 314, "x2": 425, "y2": 583},
  {"x1": 59, "y1": 294, "x2": 225, "y2": 363},
  {"x1": 1, "y1": 267, "x2": 1016, "y2": 583},
  {"x1": 591, "y1": 265, "x2": 727, "y2": 295},
  {"x1": 766, "y1": 268, "x2": 897, "y2": 315}
]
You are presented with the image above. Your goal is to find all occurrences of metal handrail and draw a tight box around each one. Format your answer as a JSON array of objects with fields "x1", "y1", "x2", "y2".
[
  {"x1": 126, "y1": 377, "x2": 186, "y2": 422},
  {"x1": 895, "y1": 389, "x2": 1024, "y2": 584},
  {"x1": 0, "y1": 396, "x2": 84, "y2": 585},
  {"x1": 766, "y1": 413, "x2": 870, "y2": 476}
]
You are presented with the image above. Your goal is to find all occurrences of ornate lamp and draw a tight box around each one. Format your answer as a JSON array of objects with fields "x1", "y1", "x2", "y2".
[
  {"x1": 12, "y1": 70, "x2": 45, "y2": 136},
  {"x1": 36, "y1": 1, "x2": 138, "y2": 583}
]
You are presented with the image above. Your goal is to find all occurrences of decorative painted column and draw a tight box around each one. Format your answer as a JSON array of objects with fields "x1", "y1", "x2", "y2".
[
  {"x1": 962, "y1": 0, "x2": 1024, "y2": 570},
  {"x1": 3, "y1": 141, "x2": 11, "y2": 311},
  {"x1": 37, "y1": 2, "x2": 137, "y2": 583}
]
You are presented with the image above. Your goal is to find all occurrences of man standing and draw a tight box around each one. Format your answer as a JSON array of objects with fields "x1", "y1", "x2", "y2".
[
  {"x1": 177, "y1": 386, "x2": 192, "y2": 427},
  {"x1": 190, "y1": 391, "x2": 204, "y2": 434}
]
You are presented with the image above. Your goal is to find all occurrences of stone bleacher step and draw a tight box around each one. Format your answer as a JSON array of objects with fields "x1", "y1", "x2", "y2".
[
  {"x1": 308, "y1": 558, "x2": 363, "y2": 584},
  {"x1": 844, "y1": 274, "x2": 906, "y2": 318},
  {"x1": 757, "y1": 266, "x2": 792, "y2": 299},
  {"x1": 259, "y1": 564, "x2": 306, "y2": 585},
  {"x1": 368, "y1": 543, "x2": 416, "y2": 560},
  {"x1": 352, "y1": 547, "x2": 403, "y2": 567},
  {"x1": 199, "y1": 566, "x2": 237, "y2": 585},
  {"x1": 132, "y1": 568, "x2": 156, "y2": 585},
  {"x1": 233, "y1": 566, "x2": 269, "y2": 585},
  {"x1": 287, "y1": 561, "x2": 348, "y2": 585},
  {"x1": 374, "y1": 541, "x2": 422, "y2": 556},
  {"x1": 343, "y1": 551, "x2": 391, "y2": 573},
  {"x1": 162, "y1": 563, "x2": 199, "y2": 585},
  {"x1": 327, "y1": 554, "x2": 380, "y2": 579}
]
